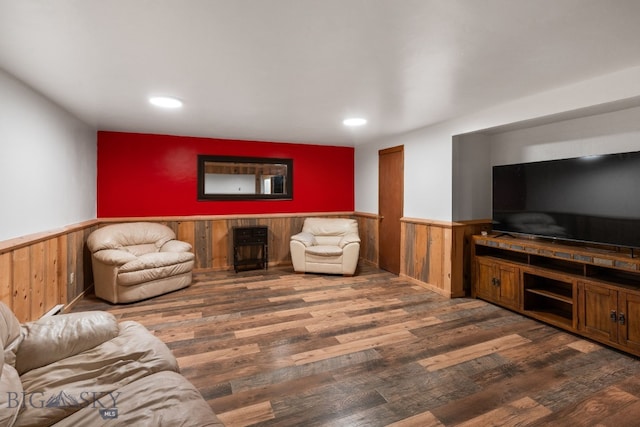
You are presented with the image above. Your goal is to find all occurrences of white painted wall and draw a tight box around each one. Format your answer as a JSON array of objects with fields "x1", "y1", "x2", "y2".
[
  {"x1": 489, "y1": 105, "x2": 640, "y2": 166},
  {"x1": 455, "y1": 104, "x2": 640, "y2": 221},
  {"x1": 452, "y1": 132, "x2": 491, "y2": 220},
  {"x1": 355, "y1": 65, "x2": 640, "y2": 222},
  {"x1": 0, "y1": 69, "x2": 96, "y2": 242}
]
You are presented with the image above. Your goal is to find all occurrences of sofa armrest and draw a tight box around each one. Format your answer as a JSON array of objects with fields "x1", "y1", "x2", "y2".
[
  {"x1": 160, "y1": 240, "x2": 192, "y2": 253},
  {"x1": 291, "y1": 232, "x2": 317, "y2": 247},
  {"x1": 15, "y1": 311, "x2": 120, "y2": 375},
  {"x1": 339, "y1": 233, "x2": 361, "y2": 248},
  {"x1": 92, "y1": 249, "x2": 138, "y2": 266}
]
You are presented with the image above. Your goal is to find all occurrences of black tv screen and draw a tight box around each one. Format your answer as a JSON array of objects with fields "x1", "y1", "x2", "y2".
[{"x1": 492, "y1": 150, "x2": 640, "y2": 249}]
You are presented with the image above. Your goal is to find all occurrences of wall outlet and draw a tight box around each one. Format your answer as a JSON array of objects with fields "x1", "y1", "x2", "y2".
[{"x1": 69, "y1": 272, "x2": 75, "y2": 284}]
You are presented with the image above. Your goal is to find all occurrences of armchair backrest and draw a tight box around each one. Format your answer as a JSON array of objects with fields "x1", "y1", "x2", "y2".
[
  {"x1": 87, "y1": 222, "x2": 176, "y2": 255},
  {"x1": 302, "y1": 218, "x2": 359, "y2": 246}
]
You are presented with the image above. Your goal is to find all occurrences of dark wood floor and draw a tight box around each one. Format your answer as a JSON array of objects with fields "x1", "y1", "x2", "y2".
[{"x1": 72, "y1": 265, "x2": 640, "y2": 427}]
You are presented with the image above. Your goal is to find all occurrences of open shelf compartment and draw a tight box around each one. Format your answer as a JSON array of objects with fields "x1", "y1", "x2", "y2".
[{"x1": 522, "y1": 271, "x2": 575, "y2": 327}]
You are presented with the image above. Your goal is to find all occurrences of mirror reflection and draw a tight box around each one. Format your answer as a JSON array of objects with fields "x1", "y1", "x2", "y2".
[{"x1": 197, "y1": 155, "x2": 293, "y2": 200}]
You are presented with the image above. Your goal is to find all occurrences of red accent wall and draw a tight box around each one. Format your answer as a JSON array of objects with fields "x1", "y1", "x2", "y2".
[{"x1": 97, "y1": 131, "x2": 354, "y2": 217}]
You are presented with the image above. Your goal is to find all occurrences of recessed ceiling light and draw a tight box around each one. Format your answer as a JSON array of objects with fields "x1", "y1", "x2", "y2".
[
  {"x1": 149, "y1": 96, "x2": 183, "y2": 108},
  {"x1": 343, "y1": 117, "x2": 367, "y2": 127}
]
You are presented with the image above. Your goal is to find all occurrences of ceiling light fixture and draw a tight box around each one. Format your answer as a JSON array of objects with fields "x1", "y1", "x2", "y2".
[
  {"x1": 149, "y1": 96, "x2": 183, "y2": 108},
  {"x1": 343, "y1": 117, "x2": 367, "y2": 127}
]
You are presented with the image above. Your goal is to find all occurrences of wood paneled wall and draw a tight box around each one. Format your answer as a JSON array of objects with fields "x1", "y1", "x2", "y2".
[
  {"x1": 1, "y1": 212, "x2": 484, "y2": 322},
  {"x1": 400, "y1": 218, "x2": 491, "y2": 298},
  {"x1": 355, "y1": 212, "x2": 378, "y2": 267},
  {"x1": 103, "y1": 213, "x2": 372, "y2": 271},
  {"x1": 0, "y1": 213, "x2": 378, "y2": 322},
  {"x1": 0, "y1": 221, "x2": 99, "y2": 322}
]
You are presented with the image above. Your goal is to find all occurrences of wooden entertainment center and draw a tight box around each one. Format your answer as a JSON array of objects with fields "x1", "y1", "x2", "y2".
[{"x1": 472, "y1": 234, "x2": 640, "y2": 356}]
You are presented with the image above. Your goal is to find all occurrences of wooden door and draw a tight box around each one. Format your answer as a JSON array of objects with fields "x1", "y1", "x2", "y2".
[
  {"x1": 618, "y1": 291, "x2": 640, "y2": 353},
  {"x1": 578, "y1": 282, "x2": 618, "y2": 344},
  {"x1": 378, "y1": 146, "x2": 403, "y2": 274}
]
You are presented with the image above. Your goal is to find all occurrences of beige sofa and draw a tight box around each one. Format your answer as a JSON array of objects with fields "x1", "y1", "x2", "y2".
[
  {"x1": 290, "y1": 217, "x2": 361, "y2": 275},
  {"x1": 0, "y1": 302, "x2": 221, "y2": 427},
  {"x1": 87, "y1": 222, "x2": 194, "y2": 304}
]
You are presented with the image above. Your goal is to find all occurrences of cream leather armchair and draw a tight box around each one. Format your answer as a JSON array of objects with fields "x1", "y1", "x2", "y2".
[
  {"x1": 290, "y1": 217, "x2": 361, "y2": 275},
  {"x1": 87, "y1": 222, "x2": 195, "y2": 303}
]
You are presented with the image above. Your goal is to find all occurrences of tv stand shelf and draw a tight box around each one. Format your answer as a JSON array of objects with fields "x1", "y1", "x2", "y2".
[
  {"x1": 472, "y1": 234, "x2": 640, "y2": 356},
  {"x1": 525, "y1": 288, "x2": 572, "y2": 304}
]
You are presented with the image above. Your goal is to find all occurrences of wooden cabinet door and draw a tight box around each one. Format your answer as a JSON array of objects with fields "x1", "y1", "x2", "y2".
[
  {"x1": 475, "y1": 258, "x2": 520, "y2": 309},
  {"x1": 618, "y1": 291, "x2": 640, "y2": 353},
  {"x1": 476, "y1": 258, "x2": 499, "y2": 302},
  {"x1": 497, "y1": 264, "x2": 520, "y2": 310},
  {"x1": 578, "y1": 282, "x2": 618, "y2": 344}
]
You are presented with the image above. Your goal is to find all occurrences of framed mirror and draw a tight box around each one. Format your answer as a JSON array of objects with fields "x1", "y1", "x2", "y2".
[{"x1": 197, "y1": 155, "x2": 293, "y2": 200}]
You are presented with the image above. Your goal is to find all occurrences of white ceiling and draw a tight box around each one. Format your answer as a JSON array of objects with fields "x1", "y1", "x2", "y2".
[{"x1": 2, "y1": 0, "x2": 640, "y2": 146}]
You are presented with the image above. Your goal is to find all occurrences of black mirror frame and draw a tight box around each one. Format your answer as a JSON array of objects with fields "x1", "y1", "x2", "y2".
[{"x1": 197, "y1": 155, "x2": 293, "y2": 201}]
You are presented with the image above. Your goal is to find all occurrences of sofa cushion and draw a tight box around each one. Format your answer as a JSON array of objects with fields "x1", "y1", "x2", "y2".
[
  {"x1": 16, "y1": 311, "x2": 120, "y2": 375},
  {"x1": 0, "y1": 362, "x2": 22, "y2": 427},
  {"x1": 0, "y1": 303, "x2": 23, "y2": 367},
  {"x1": 18, "y1": 321, "x2": 178, "y2": 427},
  {"x1": 51, "y1": 371, "x2": 223, "y2": 427}
]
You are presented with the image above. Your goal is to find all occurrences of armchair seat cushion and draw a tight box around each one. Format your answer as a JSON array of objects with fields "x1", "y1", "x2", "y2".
[
  {"x1": 119, "y1": 252, "x2": 194, "y2": 274},
  {"x1": 118, "y1": 260, "x2": 194, "y2": 287},
  {"x1": 305, "y1": 245, "x2": 344, "y2": 257}
]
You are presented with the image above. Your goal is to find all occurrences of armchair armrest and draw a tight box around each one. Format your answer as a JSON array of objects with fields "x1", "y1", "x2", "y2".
[
  {"x1": 92, "y1": 249, "x2": 138, "y2": 266},
  {"x1": 15, "y1": 311, "x2": 120, "y2": 374},
  {"x1": 291, "y1": 232, "x2": 317, "y2": 247},
  {"x1": 339, "y1": 233, "x2": 361, "y2": 248},
  {"x1": 160, "y1": 240, "x2": 192, "y2": 253}
]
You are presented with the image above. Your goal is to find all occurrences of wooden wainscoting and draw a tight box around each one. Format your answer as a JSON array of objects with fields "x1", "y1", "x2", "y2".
[
  {"x1": 355, "y1": 212, "x2": 378, "y2": 267},
  {"x1": 0, "y1": 212, "x2": 379, "y2": 322},
  {"x1": 400, "y1": 218, "x2": 491, "y2": 298},
  {"x1": 0, "y1": 212, "x2": 484, "y2": 322},
  {"x1": 101, "y1": 212, "x2": 370, "y2": 271},
  {"x1": 0, "y1": 220, "x2": 99, "y2": 322}
]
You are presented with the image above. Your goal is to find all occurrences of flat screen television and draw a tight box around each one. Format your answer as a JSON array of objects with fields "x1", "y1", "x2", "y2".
[{"x1": 492, "y1": 150, "x2": 640, "y2": 249}]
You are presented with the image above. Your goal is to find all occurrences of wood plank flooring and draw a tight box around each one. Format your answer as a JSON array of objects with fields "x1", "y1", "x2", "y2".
[{"x1": 71, "y1": 265, "x2": 640, "y2": 426}]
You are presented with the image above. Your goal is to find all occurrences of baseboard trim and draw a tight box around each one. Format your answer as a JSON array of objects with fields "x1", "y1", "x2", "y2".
[
  {"x1": 400, "y1": 273, "x2": 466, "y2": 299},
  {"x1": 63, "y1": 285, "x2": 95, "y2": 313}
]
